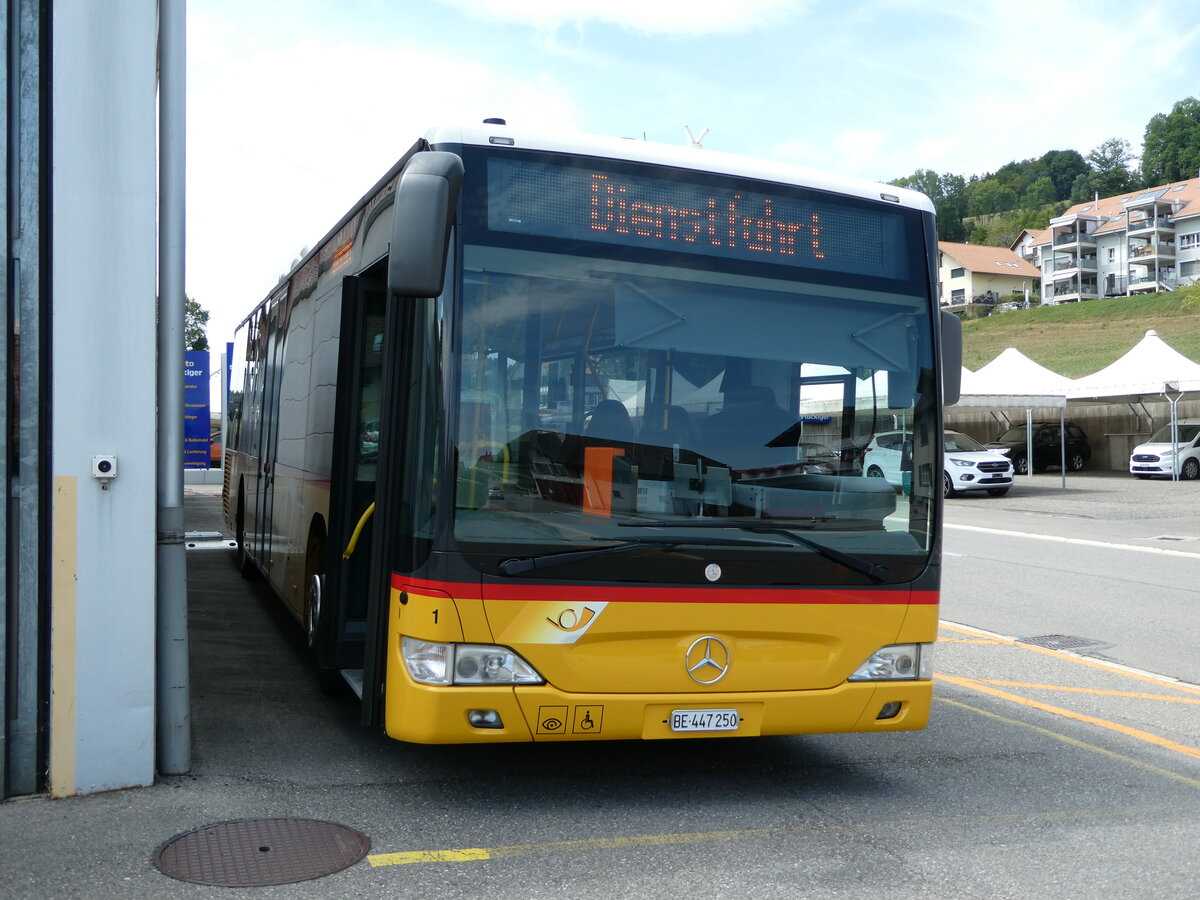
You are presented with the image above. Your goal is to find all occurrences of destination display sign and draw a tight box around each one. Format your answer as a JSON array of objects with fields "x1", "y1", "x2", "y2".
[{"x1": 486, "y1": 156, "x2": 911, "y2": 282}]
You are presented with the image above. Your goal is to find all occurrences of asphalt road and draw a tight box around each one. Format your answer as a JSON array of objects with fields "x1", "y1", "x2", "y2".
[
  {"x1": 1, "y1": 475, "x2": 1198, "y2": 898},
  {"x1": 941, "y1": 471, "x2": 1200, "y2": 684}
]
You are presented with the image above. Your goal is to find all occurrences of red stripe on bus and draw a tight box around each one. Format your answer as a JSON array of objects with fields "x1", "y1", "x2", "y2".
[{"x1": 392, "y1": 574, "x2": 935, "y2": 606}]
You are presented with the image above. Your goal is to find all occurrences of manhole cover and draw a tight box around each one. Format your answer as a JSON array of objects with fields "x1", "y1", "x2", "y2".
[
  {"x1": 154, "y1": 818, "x2": 370, "y2": 887},
  {"x1": 1016, "y1": 634, "x2": 1108, "y2": 652}
]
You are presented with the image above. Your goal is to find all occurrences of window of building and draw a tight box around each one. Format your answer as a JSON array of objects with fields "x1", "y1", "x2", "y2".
[
  {"x1": 1180, "y1": 232, "x2": 1199, "y2": 251},
  {"x1": 951, "y1": 288, "x2": 965, "y2": 301},
  {"x1": 1107, "y1": 247, "x2": 1116, "y2": 263},
  {"x1": 950, "y1": 267, "x2": 965, "y2": 278}
]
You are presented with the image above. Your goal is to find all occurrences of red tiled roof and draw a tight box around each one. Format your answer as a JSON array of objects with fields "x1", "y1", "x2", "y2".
[
  {"x1": 1033, "y1": 175, "x2": 1200, "y2": 244},
  {"x1": 938, "y1": 241, "x2": 1042, "y2": 278}
]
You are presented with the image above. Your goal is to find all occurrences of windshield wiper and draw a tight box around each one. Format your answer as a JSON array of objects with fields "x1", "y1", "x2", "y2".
[
  {"x1": 619, "y1": 520, "x2": 891, "y2": 584},
  {"x1": 499, "y1": 535, "x2": 791, "y2": 577}
]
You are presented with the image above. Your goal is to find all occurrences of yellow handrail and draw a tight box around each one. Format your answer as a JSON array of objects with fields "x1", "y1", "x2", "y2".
[{"x1": 342, "y1": 502, "x2": 376, "y2": 559}]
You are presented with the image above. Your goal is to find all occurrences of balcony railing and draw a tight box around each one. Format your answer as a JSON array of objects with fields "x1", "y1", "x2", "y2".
[
  {"x1": 1053, "y1": 231, "x2": 1097, "y2": 246},
  {"x1": 1129, "y1": 242, "x2": 1176, "y2": 259},
  {"x1": 1053, "y1": 255, "x2": 1097, "y2": 271},
  {"x1": 1052, "y1": 282, "x2": 1098, "y2": 299},
  {"x1": 1127, "y1": 216, "x2": 1174, "y2": 234}
]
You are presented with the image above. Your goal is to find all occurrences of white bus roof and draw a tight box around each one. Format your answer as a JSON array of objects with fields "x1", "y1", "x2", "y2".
[{"x1": 425, "y1": 123, "x2": 935, "y2": 215}]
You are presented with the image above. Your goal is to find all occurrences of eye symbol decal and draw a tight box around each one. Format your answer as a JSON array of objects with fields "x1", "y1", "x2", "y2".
[{"x1": 547, "y1": 606, "x2": 597, "y2": 632}]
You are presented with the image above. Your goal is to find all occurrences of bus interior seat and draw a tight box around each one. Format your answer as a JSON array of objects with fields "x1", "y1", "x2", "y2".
[{"x1": 584, "y1": 399, "x2": 637, "y2": 444}]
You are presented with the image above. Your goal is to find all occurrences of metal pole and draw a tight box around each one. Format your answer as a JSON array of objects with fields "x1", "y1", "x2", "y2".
[
  {"x1": 156, "y1": 0, "x2": 189, "y2": 775},
  {"x1": 1060, "y1": 406, "x2": 1066, "y2": 491},
  {"x1": 1165, "y1": 386, "x2": 1182, "y2": 484},
  {"x1": 1025, "y1": 409, "x2": 1033, "y2": 477}
]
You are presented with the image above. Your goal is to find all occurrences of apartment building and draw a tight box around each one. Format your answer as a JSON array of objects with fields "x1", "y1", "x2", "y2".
[
  {"x1": 1010, "y1": 228, "x2": 1049, "y2": 266},
  {"x1": 937, "y1": 241, "x2": 1042, "y2": 308},
  {"x1": 1037, "y1": 175, "x2": 1200, "y2": 304}
]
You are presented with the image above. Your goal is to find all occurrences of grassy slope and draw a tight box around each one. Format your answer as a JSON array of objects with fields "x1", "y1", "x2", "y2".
[{"x1": 961, "y1": 291, "x2": 1200, "y2": 376}]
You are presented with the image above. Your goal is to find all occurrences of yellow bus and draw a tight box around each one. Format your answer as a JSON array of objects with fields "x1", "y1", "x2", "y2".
[{"x1": 224, "y1": 122, "x2": 961, "y2": 743}]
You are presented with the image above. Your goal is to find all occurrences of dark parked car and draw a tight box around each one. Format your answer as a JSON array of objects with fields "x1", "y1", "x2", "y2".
[{"x1": 986, "y1": 422, "x2": 1090, "y2": 475}]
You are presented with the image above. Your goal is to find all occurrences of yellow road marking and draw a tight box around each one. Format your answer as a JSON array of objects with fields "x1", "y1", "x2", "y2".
[
  {"x1": 938, "y1": 637, "x2": 1004, "y2": 645},
  {"x1": 937, "y1": 674, "x2": 1200, "y2": 762},
  {"x1": 370, "y1": 848, "x2": 492, "y2": 865},
  {"x1": 369, "y1": 828, "x2": 784, "y2": 867},
  {"x1": 969, "y1": 681, "x2": 1200, "y2": 705},
  {"x1": 939, "y1": 622, "x2": 1200, "y2": 697},
  {"x1": 370, "y1": 794, "x2": 1200, "y2": 869},
  {"x1": 938, "y1": 696, "x2": 1200, "y2": 791}
]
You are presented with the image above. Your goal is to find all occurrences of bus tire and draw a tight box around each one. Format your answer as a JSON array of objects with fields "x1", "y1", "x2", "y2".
[
  {"x1": 235, "y1": 486, "x2": 256, "y2": 580},
  {"x1": 305, "y1": 525, "x2": 341, "y2": 694}
]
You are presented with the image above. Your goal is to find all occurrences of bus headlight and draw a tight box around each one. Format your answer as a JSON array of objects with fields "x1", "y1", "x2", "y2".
[
  {"x1": 402, "y1": 637, "x2": 544, "y2": 686},
  {"x1": 848, "y1": 643, "x2": 933, "y2": 681}
]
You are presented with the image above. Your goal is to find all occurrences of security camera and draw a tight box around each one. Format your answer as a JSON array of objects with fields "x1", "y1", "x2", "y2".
[{"x1": 92, "y1": 455, "x2": 118, "y2": 482}]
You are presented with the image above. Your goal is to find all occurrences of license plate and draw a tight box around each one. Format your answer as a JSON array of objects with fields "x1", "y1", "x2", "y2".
[{"x1": 670, "y1": 709, "x2": 740, "y2": 732}]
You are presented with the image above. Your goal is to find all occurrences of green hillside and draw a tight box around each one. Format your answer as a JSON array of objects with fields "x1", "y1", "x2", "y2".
[{"x1": 960, "y1": 288, "x2": 1200, "y2": 376}]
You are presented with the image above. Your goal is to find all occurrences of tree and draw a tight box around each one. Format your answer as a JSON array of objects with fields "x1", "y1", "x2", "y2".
[
  {"x1": 1069, "y1": 171, "x2": 1097, "y2": 203},
  {"x1": 1022, "y1": 176, "x2": 1057, "y2": 208},
  {"x1": 1086, "y1": 137, "x2": 1137, "y2": 196},
  {"x1": 967, "y1": 179, "x2": 1017, "y2": 216},
  {"x1": 1039, "y1": 149, "x2": 1088, "y2": 200},
  {"x1": 1140, "y1": 97, "x2": 1200, "y2": 185},
  {"x1": 889, "y1": 169, "x2": 969, "y2": 240},
  {"x1": 185, "y1": 296, "x2": 210, "y2": 351}
]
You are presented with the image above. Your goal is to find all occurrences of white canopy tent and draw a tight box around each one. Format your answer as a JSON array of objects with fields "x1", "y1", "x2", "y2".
[
  {"x1": 1067, "y1": 330, "x2": 1200, "y2": 401},
  {"x1": 974, "y1": 347, "x2": 1076, "y2": 396},
  {"x1": 951, "y1": 349, "x2": 1071, "y2": 488},
  {"x1": 1067, "y1": 330, "x2": 1200, "y2": 482}
]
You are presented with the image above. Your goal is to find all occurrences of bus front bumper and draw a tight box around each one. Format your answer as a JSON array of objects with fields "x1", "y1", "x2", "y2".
[{"x1": 384, "y1": 678, "x2": 932, "y2": 744}]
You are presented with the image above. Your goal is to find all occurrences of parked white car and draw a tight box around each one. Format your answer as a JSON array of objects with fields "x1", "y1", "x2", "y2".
[
  {"x1": 1129, "y1": 420, "x2": 1200, "y2": 480},
  {"x1": 863, "y1": 430, "x2": 1014, "y2": 498}
]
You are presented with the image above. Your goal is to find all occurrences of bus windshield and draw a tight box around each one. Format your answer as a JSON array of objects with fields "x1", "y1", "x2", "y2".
[{"x1": 450, "y1": 153, "x2": 938, "y2": 585}]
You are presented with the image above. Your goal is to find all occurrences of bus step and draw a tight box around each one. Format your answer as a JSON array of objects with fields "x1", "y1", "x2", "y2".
[{"x1": 341, "y1": 669, "x2": 365, "y2": 699}]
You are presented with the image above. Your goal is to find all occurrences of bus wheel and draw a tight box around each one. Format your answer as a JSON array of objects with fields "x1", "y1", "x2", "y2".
[
  {"x1": 236, "y1": 488, "x2": 256, "y2": 580},
  {"x1": 306, "y1": 572, "x2": 323, "y2": 650},
  {"x1": 305, "y1": 529, "x2": 341, "y2": 693}
]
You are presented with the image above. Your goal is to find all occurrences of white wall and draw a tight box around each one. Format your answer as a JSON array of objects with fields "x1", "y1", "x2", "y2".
[{"x1": 50, "y1": 0, "x2": 158, "y2": 795}]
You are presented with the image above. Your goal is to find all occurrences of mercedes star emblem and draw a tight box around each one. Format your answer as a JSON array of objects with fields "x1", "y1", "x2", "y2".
[{"x1": 685, "y1": 636, "x2": 730, "y2": 684}]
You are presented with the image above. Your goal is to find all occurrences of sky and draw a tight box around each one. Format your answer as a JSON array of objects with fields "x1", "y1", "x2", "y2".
[{"x1": 187, "y1": 0, "x2": 1200, "y2": 369}]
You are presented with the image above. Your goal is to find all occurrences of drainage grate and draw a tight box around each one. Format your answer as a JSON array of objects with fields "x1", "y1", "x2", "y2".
[
  {"x1": 1016, "y1": 634, "x2": 1108, "y2": 652},
  {"x1": 154, "y1": 818, "x2": 370, "y2": 887}
]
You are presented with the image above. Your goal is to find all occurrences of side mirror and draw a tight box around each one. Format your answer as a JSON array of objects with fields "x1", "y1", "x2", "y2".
[
  {"x1": 940, "y1": 310, "x2": 962, "y2": 406},
  {"x1": 387, "y1": 151, "x2": 465, "y2": 298}
]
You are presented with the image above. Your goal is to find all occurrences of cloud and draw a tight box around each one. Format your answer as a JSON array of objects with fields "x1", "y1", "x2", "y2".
[
  {"x1": 187, "y1": 13, "x2": 582, "y2": 349},
  {"x1": 770, "y1": 130, "x2": 894, "y2": 181},
  {"x1": 434, "y1": 0, "x2": 807, "y2": 35}
]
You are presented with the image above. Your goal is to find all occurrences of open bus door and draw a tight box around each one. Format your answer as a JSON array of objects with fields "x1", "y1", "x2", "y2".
[
  {"x1": 320, "y1": 273, "x2": 387, "y2": 700},
  {"x1": 324, "y1": 150, "x2": 464, "y2": 726}
]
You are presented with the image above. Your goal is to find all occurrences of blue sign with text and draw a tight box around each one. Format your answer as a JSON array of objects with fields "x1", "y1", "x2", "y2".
[{"x1": 184, "y1": 351, "x2": 211, "y2": 468}]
